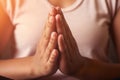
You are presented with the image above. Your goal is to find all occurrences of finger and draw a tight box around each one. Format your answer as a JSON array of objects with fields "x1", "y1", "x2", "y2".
[
  {"x1": 39, "y1": 7, "x2": 57, "y2": 49},
  {"x1": 55, "y1": 7, "x2": 66, "y2": 35},
  {"x1": 55, "y1": 8, "x2": 72, "y2": 40},
  {"x1": 56, "y1": 14, "x2": 64, "y2": 34},
  {"x1": 58, "y1": 34, "x2": 66, "y2": 53},
  {"x1": 41, "y1": 8, "x2": 56, "y2": 37},
  {"x1": 49, "y1": 7, "x2": 57, "y2": 16},
  {"x1": 41, "y1": 15, "x2": 56, "y2": 50},
  {"x1": 58, "y1": 34, "x2": 70, "y2": 62},
  {"x1": 55, "y1": 7, "x2": 66, "y2": 24},
  {"x1": 56, "y1": 7, "x2": 76, "y2": 51},
  {"x1": 56, "y1": 7, "x2": 76, "y2": 57},
  {"x1": 55, "y1": 7, "x2": 63, "y2": 17},
  {"x1": 45, "y1": 7, "x2": 57, "y2": 32},
  {"x1": 56, "y1": 7, "x2": 72, "y2": 35},
  {"x1": 46, "y1": 15, "x2": 56, "y2": 34},
  {"x1": 45, "y1": 32, "x2": 58, "y2": 60},
  {"x1": 56, "y1": 15, "x2": 71, "y2": 54},
  {"x1": 47, "y1": 49, "x2": 59, "y2": 65},
  {"x1": 58, "y1": 34, "x2": 70, "y2": 70}
]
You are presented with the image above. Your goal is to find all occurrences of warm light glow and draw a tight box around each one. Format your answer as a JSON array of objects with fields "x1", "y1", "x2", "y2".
[{"x1": 0, "y1": 3, "x2": 14, "y2": 51}]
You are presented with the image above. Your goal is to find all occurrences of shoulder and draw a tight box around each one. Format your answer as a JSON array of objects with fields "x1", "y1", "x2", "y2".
[
  {"x1": 90, "y1": 0, "x2": 120, "y2": 18},
  {"x1": 0, "y1": 0, "x2": 15, "y2": 28},
  {"x1": 0, "y1": 0, "x2": 16, "y2": 12},
  {"x1": 105, "y1": 0, "x2": 120, "y2": 17},
  {"x1": 0, "y1": 0, "x2": 26, "y2": 20}
]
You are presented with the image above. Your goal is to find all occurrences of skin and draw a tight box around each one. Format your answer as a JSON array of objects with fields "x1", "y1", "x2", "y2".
[
  {"x1": 48, "y1": 0, "x2": 75, "y2": 8},
  {"x1": 0, "y1": 4, "x2": 14, "y2": 52},
  {"x1": 55, "y1": 7, "x2": 84, "y2": 75},
  {"x1": 0, "y1": 8, "x2": 59, "y2": 79},
  {"x1": 0, "y1": 0, "x2": 120, "y2": 80},
  {"x1": 53, "y1": 5, "x2": 120, "y2": 80},
  {"x1": 112, "y1": 9, "x2": 120, "y2": 61},
  {"x1": 31, "y1": 8, "x2": 59, "y2": 78},
  {"x1": 47, "y1": 0, "x2": 120, "y2": 79}
]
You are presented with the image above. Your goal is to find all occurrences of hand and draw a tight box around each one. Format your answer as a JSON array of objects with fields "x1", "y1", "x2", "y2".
[
  {"x1": 55, "y1": 7, "x2": 85, "y2": 75},
  {"x1": 31, "y1": 8, "x2": 59, "y2": 78}
]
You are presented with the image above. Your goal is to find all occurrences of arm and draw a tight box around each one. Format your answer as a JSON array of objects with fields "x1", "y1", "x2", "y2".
[
  {"x1": 112, "y1": 9, "x2": 120, "y2": 61},
  {"x1": 0, "y1": 56, "x2": 35, "y2": 80},
  {"x1": 74, "y1": 57, "x2": 120, "y2": 80},
  {"x1": 0, "y1": 8, "x2": 59, "y2": 80},
  {"x1": 0, "y1": 3, "x2": 14, "y2": 52},
  {"x1": 74, "y1": 9, "x2": 120, "y2": 80},
  {"x1": 56, "y1": 7, "x2": 120, "y2": 80},
  {"x1": 0, "y1": 4, "x2": 34, "y2": 79}
]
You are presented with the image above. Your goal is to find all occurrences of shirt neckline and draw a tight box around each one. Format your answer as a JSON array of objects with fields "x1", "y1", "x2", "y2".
[{"x1": 44, "y1": 0, "x2": 84, "y2": 12}]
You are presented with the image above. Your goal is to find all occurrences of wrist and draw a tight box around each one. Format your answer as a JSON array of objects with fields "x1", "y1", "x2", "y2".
[
  {"x1": 30, "y1": 55, "x2": 50, "y2": 79},
  {"x1": 73, "y1": 57, "x2": 90, "y2": 78},
  {"x1": 22, "y1": 56, "x2": 41, "y2": 79},
  {"x1": 29, "y1": 56, "x2": 44, "y2": 79}
]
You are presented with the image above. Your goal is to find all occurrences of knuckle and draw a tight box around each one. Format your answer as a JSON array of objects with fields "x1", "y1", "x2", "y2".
[
  {"x1": 49, "y1": 55, "x2": 55, "y2": 63},
  {"x1": 46, "y1": 20, "x2": 52, "y2": 28},
  {"x1": 44, "y1": 33, "x2": 49, "y2": 41},
  {"x1": 50, "y1": 37, "x2": 55, "y2": 44},
  {"x1": 49, "y1": 59, "x2": 54, "y2": 64},
  {"x1": 47, "y1": 46, "x2": 52, "y2": 53}
]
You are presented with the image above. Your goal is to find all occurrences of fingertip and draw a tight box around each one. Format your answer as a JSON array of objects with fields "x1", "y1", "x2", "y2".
[
  {"x1": 55, "y1": 6, "x2": 60, "y2": 11},
  {"x1": 55, "y1": 14, "x2": 62, "y2": 22},
  {"x1": 58, "y1": 34, "x2": 65, "y2": 53},
  {"x1": 55, "y1": 7, "x2": 62, "y2": 14},
  {"x1": 52, "y1": 49, "x2": 59, "y2": 59},
  {"x1": 52, "y1": 49, "x2": 59, "y2": 56},
  {"x1": 58, "y1": 34, "x2": 63, "y2": 45},
  {"x1": 51, "y1": 32, "x2": 57, "y2": 37},
  {"x1": 55, "y1": 14, "x2": 63, "y2": 34},
  {"x1": 50, "y1": 7, "x2": 57, "y2": 16},
  {"x1": 58, "y1": 34, "x2": 64, "y2": 41}
]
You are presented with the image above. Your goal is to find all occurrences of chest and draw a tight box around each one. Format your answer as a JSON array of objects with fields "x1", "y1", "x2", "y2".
[{"x1": 4, "y1": 0, "x2": 112, "y2": 58}]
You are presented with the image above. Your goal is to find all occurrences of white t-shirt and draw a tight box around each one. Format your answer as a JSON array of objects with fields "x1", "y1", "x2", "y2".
[{"x1": 0, "y1": 0, "x2": 120, "y2": 80}]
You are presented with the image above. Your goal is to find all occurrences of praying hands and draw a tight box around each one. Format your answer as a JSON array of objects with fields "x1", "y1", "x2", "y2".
[{"x1": 34, "y1": 7, "x2": 85, "y2": 78}]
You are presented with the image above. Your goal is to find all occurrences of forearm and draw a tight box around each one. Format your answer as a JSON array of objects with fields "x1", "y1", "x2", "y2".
[
  {"x1": 0, "y1": 56, "x2": 37, "y2": 80},
  {"x1": 74, "y1": 58, "x2": 120, "y2": 80}
]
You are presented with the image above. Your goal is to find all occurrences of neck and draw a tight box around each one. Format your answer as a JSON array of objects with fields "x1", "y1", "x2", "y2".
[{"x1": 48, "y1": 0, "x2": 76, "y2": 8}]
